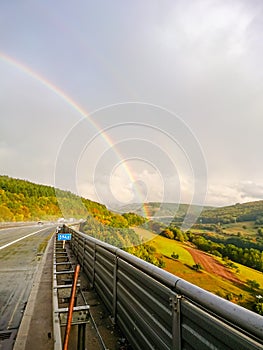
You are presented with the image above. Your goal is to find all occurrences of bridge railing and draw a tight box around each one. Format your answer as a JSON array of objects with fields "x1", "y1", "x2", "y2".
[{"x1": 66, "y1": 226, "x2": 263, "y2": 350}]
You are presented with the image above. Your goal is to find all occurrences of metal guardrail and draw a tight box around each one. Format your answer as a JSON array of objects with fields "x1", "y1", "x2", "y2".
[{"x1": 66, "y1": 226, "x2": 263, "y2": 350}]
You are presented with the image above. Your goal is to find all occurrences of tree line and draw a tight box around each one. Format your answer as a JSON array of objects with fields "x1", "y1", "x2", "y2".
[
  {"x1": 199, "y1": 200, "x2": 263, "y2": 224},
  {"x1": 191, "y1": 235, "x2": 263, "y2": 272}
]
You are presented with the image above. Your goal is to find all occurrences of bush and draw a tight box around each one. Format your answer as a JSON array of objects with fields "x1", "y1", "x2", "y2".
[
  {"x1": 192, "y1": 263, "x2": 202, "y2": 271},
  {"x1": 171, "y1": 252, "x2": 179, "y2": 259}
]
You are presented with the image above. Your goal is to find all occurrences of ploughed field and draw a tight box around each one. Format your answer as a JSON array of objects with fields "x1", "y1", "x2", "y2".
[{"x1": 184, "y1": 246, "x2": 241, "y2": 284}]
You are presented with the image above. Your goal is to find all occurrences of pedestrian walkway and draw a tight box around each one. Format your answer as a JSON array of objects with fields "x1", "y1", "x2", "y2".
[{"x1": 14, "y1": 236, "x2": 54, "y2": 350}]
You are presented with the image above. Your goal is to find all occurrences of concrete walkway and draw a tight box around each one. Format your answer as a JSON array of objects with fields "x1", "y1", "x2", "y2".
[{"x1": 14, "y1": 235, "x2": 54, "y2": 350}]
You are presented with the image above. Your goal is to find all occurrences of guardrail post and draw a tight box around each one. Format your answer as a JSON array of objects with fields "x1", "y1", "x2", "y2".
[
  {"x1": 112, "y1": 256, "x2": 118, "y2": 324},
  {"x1": 77, "y1": 324, "x2": 86, "y2": 350},
  {"x1": 82, "y1": 239, "x2": 86, "y2": 267},
  {"x1": 171, "y1": 294, "x2": 182, "y2": 350},
  {"x1": 91, "y1": 243, "x2": 96, "y2": 288}
]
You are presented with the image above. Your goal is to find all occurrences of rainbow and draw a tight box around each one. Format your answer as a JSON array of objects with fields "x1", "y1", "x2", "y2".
[{"x1": 0, "y1": 52, "x2": 149, "y2": 216}]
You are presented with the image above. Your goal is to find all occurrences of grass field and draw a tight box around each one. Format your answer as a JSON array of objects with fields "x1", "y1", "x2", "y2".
[
  {"x1": 231, "y1": 262, "x2": 263, "y2": 287},
  {"x1": 221, "y1": 221, "x2": 257, "y2": 236},
  {"x1": 190, "y1": 221, "x2": 259, "y2": 238},
  {"x1": 133, "y1": 226, "x2": 263, "y2": 310},
  {"x1": 133, "y1": 227, "x2": 195, "y2": 265}
]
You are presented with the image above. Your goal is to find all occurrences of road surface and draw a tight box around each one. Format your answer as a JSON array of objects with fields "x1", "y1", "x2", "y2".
[{"x1": 0, "y1": 224, "x2": 56, "y2": 350}]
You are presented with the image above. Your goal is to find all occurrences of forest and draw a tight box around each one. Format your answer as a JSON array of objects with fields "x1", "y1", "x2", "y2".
[
  {"x1": 0, "y1": 175, "x2": 144, "y2": 226},
  {"x1": 0, "y1": 175, "x2": 165, "y2": 267},
  {"x1": 199, "y1": 200, "x2": 263, "y2": 224}
]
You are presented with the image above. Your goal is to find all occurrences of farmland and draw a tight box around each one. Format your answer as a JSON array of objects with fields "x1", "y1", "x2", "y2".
[{"x1": 134, "y1": 227, "x2": 263, "y2": 311}]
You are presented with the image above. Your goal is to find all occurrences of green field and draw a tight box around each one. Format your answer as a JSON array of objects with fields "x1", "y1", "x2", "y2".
[
  {"x1": 232, "y1": 262, "x2": 263, "y2": 287},
  {"x1": 134, "y1": 227, "x2": 263, "y2": 310},
  {"x1": 133, "y1": 227, "x2": 195, "y2": 265},
  {"x1": 220, "y1": 221, "x2": 258, "y2": 236},
  {"x1": 191, "y1": 221, "x2": 259, "y2": 237}
]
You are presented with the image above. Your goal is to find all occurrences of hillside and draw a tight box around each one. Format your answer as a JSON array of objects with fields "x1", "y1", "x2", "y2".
[
  {"x1": 120, "y1": 200, "x2": 263, "y2": 226},
  {"x1": 200, "y1": 200, "x2": 263, "y2": 224},
  {"x1": 0, "y1": 175, "x2": 143, "y2": 228},
  {"x1": 135, "y1": 227, "x2": 263, "y2": 314},
  {"x1": 120, "y1": 202, "x2": 214, "y2": 221},
  {"x1": 0, "y1": 175, "x2": 103, "y2": 221},
  {"x1": 0, "y1": 175, "x2": 166, "y2": 267}
]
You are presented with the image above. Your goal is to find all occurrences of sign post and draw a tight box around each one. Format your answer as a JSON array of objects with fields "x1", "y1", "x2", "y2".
[
  {"x1": 58, "y1": 233, "x2": 72, "y2": 241},
  {"x1": 57, "y1": 233, "x2": 72, "y2": 249}
]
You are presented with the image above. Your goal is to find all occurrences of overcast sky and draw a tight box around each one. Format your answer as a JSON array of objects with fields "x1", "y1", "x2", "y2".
[{"x1": 0, "y1": 0, "x2": 263, "y2": 210}]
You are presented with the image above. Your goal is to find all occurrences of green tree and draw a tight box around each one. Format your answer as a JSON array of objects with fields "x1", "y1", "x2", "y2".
[
  {"x1": 162, "y1": 229, "x2": 174, "y2": 239},
  {"x1": 192, "y1": 263, "x2": 202, "y2": 272}
]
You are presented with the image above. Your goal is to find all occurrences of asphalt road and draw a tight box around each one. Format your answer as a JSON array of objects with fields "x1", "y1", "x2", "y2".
[{"x1": 0, "y1": 224, "x2": 56, "y2": 350}]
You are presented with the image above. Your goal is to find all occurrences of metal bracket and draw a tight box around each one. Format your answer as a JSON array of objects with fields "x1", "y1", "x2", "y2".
[
  {"x1": 56, "y1": 305, "x2": 90, "y2": 326},
  {"x1": 54, "y1": 270, "x2": 75, "y2": 275},
  {"x1": 54, "y1": 262, "x2": 72, "y2": 266},
  {"x1": 170, "y1": 294, "x2": 182, "y2": 312},
  {"x1": 54, "y1": 284, "x2": 80, "y2": 289}
]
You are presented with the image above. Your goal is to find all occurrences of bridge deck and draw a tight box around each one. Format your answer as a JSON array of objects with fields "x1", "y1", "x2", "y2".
[{"x1": 15, "y1": 235, "x2": 130, "y2": 350}]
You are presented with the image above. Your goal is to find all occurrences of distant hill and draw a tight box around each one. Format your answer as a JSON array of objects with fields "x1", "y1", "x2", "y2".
[
  {"x1": 119, "y1": 202, "x2": 214, "y2": 221},
  {"x1": 200, "y1": 201, "x2": 263, "y2": 224},
  {"x1": 119, "y1": 200, "x2": 263, "y2": 226}
]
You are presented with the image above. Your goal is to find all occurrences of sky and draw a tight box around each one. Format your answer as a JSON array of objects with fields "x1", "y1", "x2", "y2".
[{"x1": 0, "y1": 0, "x2": 263, "y2": 211}]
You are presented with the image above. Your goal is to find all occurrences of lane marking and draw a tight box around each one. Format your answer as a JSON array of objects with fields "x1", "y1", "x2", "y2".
[{"x1": 0, "y1": 227, "x2": 50, "y2": 250}]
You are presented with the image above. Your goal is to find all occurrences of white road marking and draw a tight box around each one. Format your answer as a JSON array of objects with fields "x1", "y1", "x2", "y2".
[{"x1": 0, "y1": 227, "x2": 49, "y2": 250}]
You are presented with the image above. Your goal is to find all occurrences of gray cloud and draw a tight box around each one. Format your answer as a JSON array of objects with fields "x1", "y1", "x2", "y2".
[
  {"x1": 0, "y1": 1, "x2": 263, "y2": 206},
  {"x1": 239, "y1": 181, "x2": 263, "y2": 200}
]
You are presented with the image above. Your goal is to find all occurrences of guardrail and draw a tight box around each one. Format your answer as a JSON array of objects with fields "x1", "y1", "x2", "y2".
[{"x1": 65, "y1": 226, "x2": 263, "y2": 350}]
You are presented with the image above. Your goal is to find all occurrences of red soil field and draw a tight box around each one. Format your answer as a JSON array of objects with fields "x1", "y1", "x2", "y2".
[{"x1": 185, "y1": 246, "x2": 241, "y2": 284}]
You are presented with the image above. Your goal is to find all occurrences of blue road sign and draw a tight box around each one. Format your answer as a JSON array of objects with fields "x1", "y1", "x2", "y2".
[{"x1": 58, "y1": 233, "x2": 72, "y2": 241}]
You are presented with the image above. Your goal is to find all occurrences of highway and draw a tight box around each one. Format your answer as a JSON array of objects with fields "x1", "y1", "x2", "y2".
[{"x1": 0, "y1": 224, "x2": 56, "y2": 350}]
